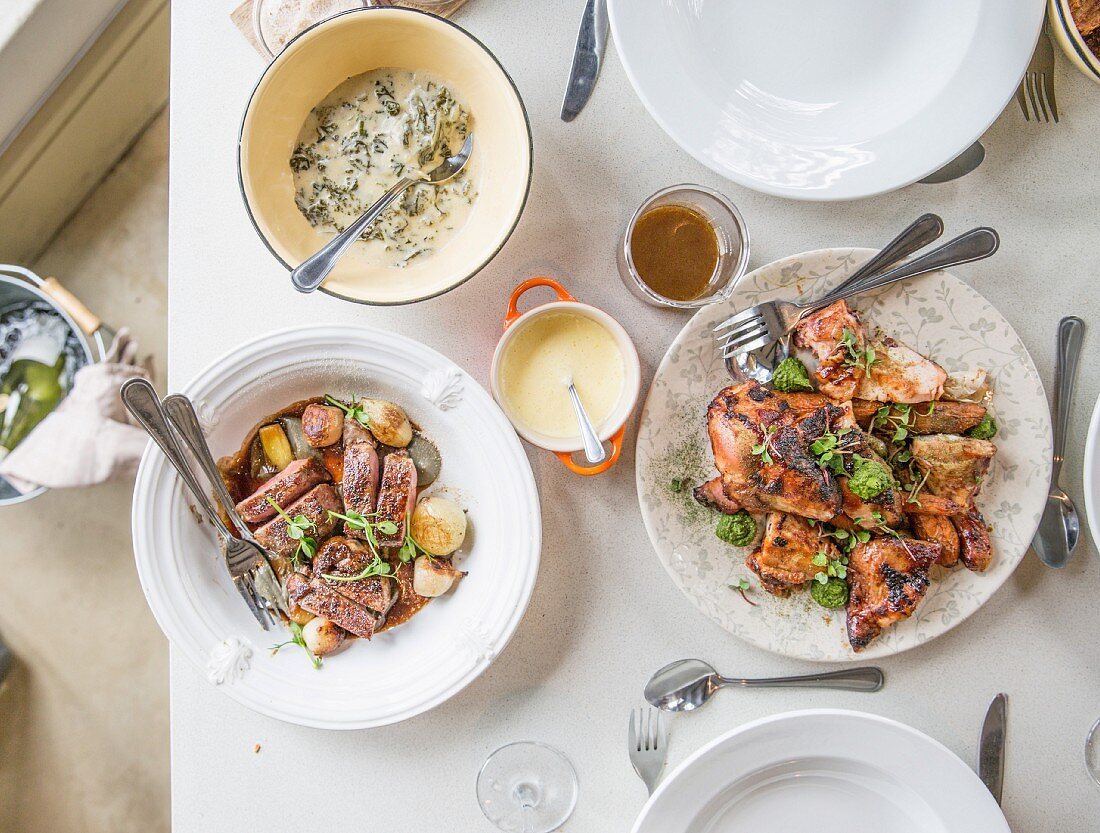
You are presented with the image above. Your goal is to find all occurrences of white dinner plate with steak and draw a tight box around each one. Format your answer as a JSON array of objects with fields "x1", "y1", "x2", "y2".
[
  {"x1": 131, "y1": 325, "x2": 540, "y2": 729},
  {"x1": 635, "y1": 248, "x2": 1051, "y2": 661},
  {"x1": 632, "y1": 710, "x2": 1009, "y2": 833}
]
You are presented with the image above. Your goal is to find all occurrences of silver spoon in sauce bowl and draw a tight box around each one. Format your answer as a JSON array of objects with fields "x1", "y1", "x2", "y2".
[
  {"x1": 290, "y1": 134, "x2": 474, "y2": 294},
  {"x1": 564, "y1": 375, "x2": 606, "y2": 465},
  {"x1": 644, "y1": 658, "x2": 884, "y2": 712}
]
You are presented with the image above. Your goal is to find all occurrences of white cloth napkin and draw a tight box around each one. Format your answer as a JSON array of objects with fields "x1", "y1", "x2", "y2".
[{"x1": 0, "y1": 329, "x2": 151, "y2": 493}]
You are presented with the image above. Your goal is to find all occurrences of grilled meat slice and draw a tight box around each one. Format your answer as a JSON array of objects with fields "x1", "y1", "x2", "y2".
[
  {"x1": 286, "y1": 571, "x2": 380, "y2": 639},
  {"x1": 254, "y1": 483, "x2": 341, "y2": 558},
  {"x1": 901, "y1": 494, "x2": 968, "y2": 516},
  {"x1": 343, "y1": 417, "x2": 375, "y2": 446},
  {"x1": 953, "y1": 509, "x2": 993, "y2": 572},
  {"x1": 235, "y1": 457, "x2": 331, "y2": 524},
  {"x1": 845, "y1": 538, "x2": 941, "y2": 651},
  {"x1": 909, "y1": 434, "x2": 996, "y2": 506},
  {"x1": 313, "y1": 537, "x2": 397, "y2": 617},
  {"x1": 853, "y1": 334, "x2": 947, "y2": 404},
  {"x1": 747, "y1": 513, "x2": 838, "y2": 596},
  {"x1": 707, "y1": 381, "x2": 844, "y2": 521},
  {"x1": 1071, "y1": 0, "x2": 1100, "y2": 35},
  {"x1": 793, "y1": 300, "x2": 866, "y2": 400},
  {"x1": 852, "y1": 399, "x2": 987, "y2": 435},
  {"x1": 841, "y1": 477, "x2": 905, "y2": 530},
  {"x1": 909, "y1": 513, "x2": 960, "y2": 567},
  {"x1": 341, "y1": 440, "x2": 380, "y2": 537},
  {"x1": 375, "y1": 450, "x2": 418, "y2": 547},
  {"x1": 301, "y1": 404, "x2": 344, "y2": 447}
]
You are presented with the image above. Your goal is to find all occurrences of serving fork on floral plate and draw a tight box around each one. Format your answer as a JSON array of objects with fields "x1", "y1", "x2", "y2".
[
  {"x1": 714, "y1": 224, "x2": 998, "y2": 360},
  {"x1": 121, "y1": 379, "x2": 288, "y2": 630}
]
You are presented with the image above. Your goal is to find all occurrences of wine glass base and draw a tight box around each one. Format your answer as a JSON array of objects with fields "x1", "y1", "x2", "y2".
[
  {"x1": 1085, "y1": 717, "x2": 1100, "y2": 786},
  {"x1": 477, "y1": 741, "x2": 578, "y2": 833}
]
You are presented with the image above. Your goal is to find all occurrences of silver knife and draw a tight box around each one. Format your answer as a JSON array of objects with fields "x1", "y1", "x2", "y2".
[
  {"x1": 978, "y1": 692, "x2": 1007, "y2": 804},
  {"x1": 561, "y1": 0, "x2": 609, "y2": 122}
]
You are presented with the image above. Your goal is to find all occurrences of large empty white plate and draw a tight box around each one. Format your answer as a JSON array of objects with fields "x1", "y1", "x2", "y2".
[
  {"x1": 609, "y1": 1, "x2": 1045, "y2": 200},
  {"x1": 632, "y1": 710, "x2": 1009, "y2": 833}
]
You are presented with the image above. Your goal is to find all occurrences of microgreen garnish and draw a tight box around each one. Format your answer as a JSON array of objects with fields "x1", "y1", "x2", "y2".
[
  {"x1": 810, "y1": 425, "x2": 859, "y2": 475},
  {"x1": 840, "y1": 328, "x2": 876, "y2": 375},
  {"x1": 811, "y1": 550, "x2": 849, "y2": 584},
  {"x1": 322, "y1": 551, "x2": 395, "y2": 583},
  {"x1": 324, "y1": 394, "x2": 370, "y2": 428},
  {"x1": 327, "y1": 509, "x2": 397, "y2": 554},
  {"x1": 818, "y1": 524, "x2": 871, "y2": 554},
  {"x1": 874, "y1": 403, "x2": 914, "y2": 443},
  {"x1": 267, "y1": 497, "x2": 318, "y2": 566},
  {"x1": 728, "y1": 578, "x2": 757, "y2": 607},
  {"x1": 751, "y1": 425, "x2": 778, "y2": 466},
  {"x1": 271, "y1": 621, "x2": 321, "y2": 670}
]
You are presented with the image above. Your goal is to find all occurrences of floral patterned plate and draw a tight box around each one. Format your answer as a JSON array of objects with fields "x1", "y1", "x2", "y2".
[{"x1": 635, "y1": 248, "x2": 1052, "y2": 661}]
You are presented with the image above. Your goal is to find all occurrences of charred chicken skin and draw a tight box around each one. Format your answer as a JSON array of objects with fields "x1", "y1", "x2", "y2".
[
  {"x1": 846, "y1": 538, "x2": 941, "y2": 651},
  {"x1": 707, "y1": 381, "x2": 844, "y2": 521},
  {"x1": 748, "y1": 513, "x2": 840, "y2": 596}
]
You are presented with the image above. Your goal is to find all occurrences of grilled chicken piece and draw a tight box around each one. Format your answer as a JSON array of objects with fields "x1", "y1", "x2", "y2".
[
  {"x1": 851, "y1": 399, "x2": 987, "y2": 436},
  {"x1": 909, "y1": 435, "x2": 995, "y2": 506},
  {"x1": 793, "y1": 300, "x2": 866, "y2": 400},
  {"x1": 254, "y1": 483, "x2": 341, "y2": 557},
  {"x1": 902, "y1": 494, "x2": 968, "y2": 516},
  {"x1": 1071, "y1": 0, "x2": 1100, "y2": 35},
  {"x1": 707, "y1": 381, "x2": 843, "y2": 521},
  {"x1": 301, "y1": 404, "x2": 344, "y2": 447},
  {"x1": 747, "y1": 513, "x2": 839, "y2": 596},
  {"x1": 341, "y1": 440, "x2": 380, "y2": 537},
  {"x1": 313, "y1": 537, "x2": 397, "y2": 618},
  {"x1": 286, "y1": 571, "x2": 380, "y2": 639},
  {"x1": 693, "y1": 477, "x2": 744, "y2": 514},
  {"x1": 846, "y1": 538, "x2": 941, "y2": 651},
  {"x1": 375, "y1": 450, "x2": 418, "y2": 547},
  {"x1": 841, "y1": 478, "x2": 905, "y2": 530},
  {"x1": 953, "y1": 509, "x2": 993, "y2": 572},
  {"x1": 909, "y1": 513, "x2": 960, "y2": 567},
  {"x1": 854, "y1": 334, "x2": 947, "y2": 404},
  {"x1": 235, "y1": 457, "x2": 331, "y2": 524}
]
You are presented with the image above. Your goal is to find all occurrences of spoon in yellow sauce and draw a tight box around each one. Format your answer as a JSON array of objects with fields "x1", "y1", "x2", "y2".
[{"x1": 564, "y1": 374, "x2": 606, "y2": 464}]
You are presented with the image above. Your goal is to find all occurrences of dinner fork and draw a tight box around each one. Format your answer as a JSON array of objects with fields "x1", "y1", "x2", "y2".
[
  {"x1": 162, "y1": 394, "x2": 290, "y2": 613},
  {"x1": 1017, "y1": 14, "x2": 1059, "y2": 123},
  {"x1": 629, "y1": 706, "x2": 669, "y2": 796},
  {"x1": 715, "y1": 226, "x2": 1000, "y2": 359},
  {"x1": 121, "y1": 379, "x2": 283, "y2": 630}
]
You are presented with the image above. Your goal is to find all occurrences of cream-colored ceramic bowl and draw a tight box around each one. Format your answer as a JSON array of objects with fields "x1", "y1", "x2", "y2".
[
  {"x1": 1049, "y1": 0, "x2": 1100, "y2": 84},
  {"x1": 238, "y1": 8, "x2": 533, "y2": 305},
  {"x1": 490, "y1": 278, "x2": 642, "y2": 476}
]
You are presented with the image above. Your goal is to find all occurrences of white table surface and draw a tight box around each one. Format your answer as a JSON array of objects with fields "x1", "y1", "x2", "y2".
[{"x1": 167, "y1": 3, "x2": 1100, "y2": 829}]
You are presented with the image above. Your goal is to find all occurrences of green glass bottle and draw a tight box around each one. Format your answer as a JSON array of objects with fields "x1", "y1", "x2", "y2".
[{"x1": 0, "y1": 316, "x2": 68, "y2": 459}]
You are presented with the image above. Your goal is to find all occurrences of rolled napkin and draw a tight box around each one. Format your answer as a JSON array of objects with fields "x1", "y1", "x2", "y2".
[{"x1": 0, "y1": 329, "x2": 152, "y2": 493}]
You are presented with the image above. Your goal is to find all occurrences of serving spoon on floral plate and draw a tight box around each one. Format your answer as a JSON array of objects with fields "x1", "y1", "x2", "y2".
[{"x1": 290, "y1": 134, "x2": 474, "y2": 294}]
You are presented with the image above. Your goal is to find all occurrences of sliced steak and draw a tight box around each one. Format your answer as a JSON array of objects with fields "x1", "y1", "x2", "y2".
[
  {"x1": 375, "y1": 450, "x2": 418, "y2": 547},
  {"x1": 254, "y1": 483, "x2": 341, "y2": 557},
  {"x1": 286, "y1": 571, "x2": 379, "y2": 639},
  {"x1": 313, "y1": 537, "x2": 398, "y2": 618},
  {"x1": 344, "y1": 417, "x2": 375, "y2": 446},
  {"x1": 235, "y1": 457, "x2": 330, "y2": 523},
  {"x1": 341, "y1": 440, "x2": 380, "y2": 537},
  {"x1": 301, "y1": 404, "x2": 344, "y2": 447}
]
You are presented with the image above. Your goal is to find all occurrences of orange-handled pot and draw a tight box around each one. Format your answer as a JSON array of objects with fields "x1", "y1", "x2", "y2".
[{"x1": 490, "y1": 277, "x2": 641, "y2": 476}]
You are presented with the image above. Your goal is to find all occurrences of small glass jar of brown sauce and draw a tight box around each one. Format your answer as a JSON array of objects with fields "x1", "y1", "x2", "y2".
[{"x1": 618, "y1": 184, "x2": 750, "y2": 309}]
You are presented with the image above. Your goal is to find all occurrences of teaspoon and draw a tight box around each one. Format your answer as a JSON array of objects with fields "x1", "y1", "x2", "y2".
[
  {"x1": 1032, "y1": 316, "x2": 1084, "y2": 568},
  {"x1": 564, "y1": 375, "x2": 606, "y2": 465},
  {"x1": 644, "y1": 658, "x2": 884, "y2": 712},
  {"x1": 290, "y1": 134, "x2": 474, "y2": 294}
]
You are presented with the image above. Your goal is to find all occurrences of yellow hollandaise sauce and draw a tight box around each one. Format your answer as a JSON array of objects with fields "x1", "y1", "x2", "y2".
[{"x1": 500, "y1": 311, "x2": 625, "y2": 439}]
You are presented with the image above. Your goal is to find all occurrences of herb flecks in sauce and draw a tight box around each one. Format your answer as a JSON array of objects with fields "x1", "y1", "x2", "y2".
[
  {"x1": 291, "y1": 69, "x2": 476, "y2": 268},
  {"x1": 630, "y1": 204, "x2": 719, "y2": 302}
]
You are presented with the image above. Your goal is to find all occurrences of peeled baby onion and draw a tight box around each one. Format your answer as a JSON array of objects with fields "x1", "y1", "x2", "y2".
[
  {"x1": 301, "y1": 616, "x2": 345, "y2": 657},
  {"x1": 410, "y1": 495, "x2": 467, "y2": 556},
  {"x1": 359, "y1": 398, "x2": 412, "y2": 447},
  {"x1": 412, "y1": 555, "x2": 466, "y2": 598}
]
